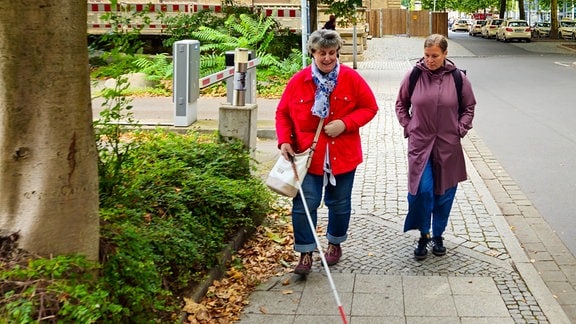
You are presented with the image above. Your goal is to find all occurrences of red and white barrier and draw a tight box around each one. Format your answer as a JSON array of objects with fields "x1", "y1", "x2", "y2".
[
  {"x1": 199, "y1": 58, "x2": 259, "y2": 89},
  {"x1": 87, "y1": 2, "x2": 301, "y2": 34}
]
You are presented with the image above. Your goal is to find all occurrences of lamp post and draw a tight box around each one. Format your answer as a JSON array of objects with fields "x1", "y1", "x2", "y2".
[
  {"x1": 301, "y1": 0, "x2": 309, "y2": 68},
  {"x1": 352, "y1": 4, "x2": 357, "y2": 69}
]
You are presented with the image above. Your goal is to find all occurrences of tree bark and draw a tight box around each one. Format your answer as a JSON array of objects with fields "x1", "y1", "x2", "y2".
[
  {"x1": 550, "y1": 0, "x2": 558, "y2": 38},
  {"x1": 0, "y1": 1, "x2": 99, "y2": 260},
  {"x1": 310, "y1": 0, "x2": 318, "y2": 31},
  {"x1": 499, "y1": 0, "x2": 506, "y2": 19},
  {"x1": 518, "y1": 0, "x2": 525, "y2": 20}
]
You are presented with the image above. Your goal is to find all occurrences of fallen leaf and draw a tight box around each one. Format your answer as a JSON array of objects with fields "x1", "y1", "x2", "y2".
[{"x1": 181, "y1": 209, "x2": 296, "y2": 323}]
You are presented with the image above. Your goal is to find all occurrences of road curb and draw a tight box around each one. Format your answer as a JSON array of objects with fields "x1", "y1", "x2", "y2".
[{"x1": 463, "y1": 131, "x2": 573, "y2": 323}]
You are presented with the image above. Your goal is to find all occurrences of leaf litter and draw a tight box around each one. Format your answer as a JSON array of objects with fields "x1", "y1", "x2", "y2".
[{"x1": 183, "y1": 208, "x2": 297, "y2": 323}]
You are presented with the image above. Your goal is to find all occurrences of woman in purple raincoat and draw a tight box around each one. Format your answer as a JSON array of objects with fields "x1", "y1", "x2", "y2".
[{"x1": 395, "y1": 34, "x2": 476, "y2": 260}]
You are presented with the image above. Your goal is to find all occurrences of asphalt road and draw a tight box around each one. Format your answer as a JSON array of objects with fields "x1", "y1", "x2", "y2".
[{"x1": 447, "y1": 31, "x2": 576, "y2": 256}]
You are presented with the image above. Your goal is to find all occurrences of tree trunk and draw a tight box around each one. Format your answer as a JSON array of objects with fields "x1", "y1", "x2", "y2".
[
  {"x1": 0, "y1": 1, "x2": 99, "y2": 260},
  {"x1": 518, "y1": 0, "x2": 525, "y2": 20},
  {"x1": 310, "y1": 0, "x2": 318, "y2": 31},
  {"x1": 550, "y1": 0, "x2": 558, "y2": 38},
  {"x1": 499, "y1": 0, "x2": 507, "y2": 18}
]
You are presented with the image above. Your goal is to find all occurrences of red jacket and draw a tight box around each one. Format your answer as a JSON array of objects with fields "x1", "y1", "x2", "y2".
[{"x1": 276, "y1": 64, "x2": 378, "y2": 176}]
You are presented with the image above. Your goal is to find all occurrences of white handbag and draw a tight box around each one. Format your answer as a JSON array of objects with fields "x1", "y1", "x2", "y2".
[{"x1": 266, "y1": 119, "x2": 325, "y2": 197}]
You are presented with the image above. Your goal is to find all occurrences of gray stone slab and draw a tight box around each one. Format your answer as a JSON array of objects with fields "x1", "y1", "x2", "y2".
[
  {"x1": 404, "y1": 294, "x2": 458, "y2": 317},
  {"x1": 350, "y1": 316, "x2": 405, "y2": 324},
  {"x1": 353, "y1": 274, "x2": 402, "y2": 294},
  {"x1": 293, "y1": 314, "x2": 349, "y2": 323},
  {"x1": 403, "y1": 276, "x2": 452, "y2": 296},
  {"x1": 237, "y1": 313, "x2": 295, "y2": 323},
  {"x1": 460, "y1": 317, "x2": 515, "y2": 324},
  {"x1": 300, "y1": 272, "x2": 356, "y2": 294},
  {"x1": 403, "y1": 276, "x2": 457, "y2": 317},
  {"x1": 405, "y1": 317, "x2": 460, "y2": 324},
  {"x1": 296, "y1": 292, "x2": 353, "y2": 316},
  {"x1": 351, "y1": 292, "x2": 404, "y2": 316},
  {"x1": 242, "y1": 290, "x2": 301, "y2": 315},
  {"x1": 453, "y1": 294, "x2": 510, "y2": 317},
  {"x1": 254, "y1": 274, "x2": 307, "y2": 292},
  {"x1": 449, "y1": 277, "x2": 500, "y2": 295}
]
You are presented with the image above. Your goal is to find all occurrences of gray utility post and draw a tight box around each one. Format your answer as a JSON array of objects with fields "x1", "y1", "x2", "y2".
[
  {"x1": 173, "y1": 40, "x2": 200, "y2": 127},
  {"x1": 219, "y1": 48, "x2": 258, "y2": 157}
]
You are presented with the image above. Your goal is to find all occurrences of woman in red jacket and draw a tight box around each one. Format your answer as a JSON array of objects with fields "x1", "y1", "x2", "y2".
[{"x1": 276, "y1": 29, "x2": 378, "y2": 275}]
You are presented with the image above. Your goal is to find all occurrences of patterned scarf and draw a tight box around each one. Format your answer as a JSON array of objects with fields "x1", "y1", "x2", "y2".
[{"x1": 311, "y1": 60, "x2": 339, "y2": 118}]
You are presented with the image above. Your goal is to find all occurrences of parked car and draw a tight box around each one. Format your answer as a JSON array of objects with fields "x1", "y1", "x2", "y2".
[
  {"x1": 558, "y1": 20, "x2": 576, "y2": 39},
  {"x1": 469, "y1": 20, "x2": 486, "y2": 36},
  {"x1": 481, "y1": 18, "x2": 503, "y2": 38},
  {"x1": 496, "y1": 19, "x2": 531, "y2": 42},
  {"x1": 452, "y1": 19, "x2": 470, "y2": 32},
  {"x1": 531, "y1": 22, "x2": 551, "y2": 38}
]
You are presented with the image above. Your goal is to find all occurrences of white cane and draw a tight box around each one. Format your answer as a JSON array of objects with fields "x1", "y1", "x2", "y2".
[{"x1": 290, "y1": 157, "x2": 348, "y2": 324}]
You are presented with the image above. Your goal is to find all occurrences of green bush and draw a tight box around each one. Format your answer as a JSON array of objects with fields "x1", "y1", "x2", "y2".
[{"x1": 1, "y1": 130, "x2": 274, "y2": 322}]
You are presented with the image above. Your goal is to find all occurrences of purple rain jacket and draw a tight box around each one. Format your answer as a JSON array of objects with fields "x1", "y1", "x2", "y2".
[{"x1": 395, "y1": 58, "x2": 476, "y2": 196}]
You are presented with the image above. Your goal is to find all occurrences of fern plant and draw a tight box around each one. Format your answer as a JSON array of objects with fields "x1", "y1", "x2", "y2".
[
  {"x1": 133, "y1": 54, "x2": 173, "y2": 82},
  {"x1": 161, "y1": 10, "x2": 226, "y2": 48},
  {"x1": 190, "y1": 13, "x2": 281, "y2": 68}
]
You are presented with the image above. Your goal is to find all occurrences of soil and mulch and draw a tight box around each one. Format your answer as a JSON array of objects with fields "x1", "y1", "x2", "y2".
[{"x1": 183, "y1": 209, "x2": 298, "y2": 324}]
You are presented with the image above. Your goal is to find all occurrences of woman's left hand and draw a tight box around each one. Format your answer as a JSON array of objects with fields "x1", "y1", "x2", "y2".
[{"x1": 324, "y1": 119, "x2": 346, "y2": 137}]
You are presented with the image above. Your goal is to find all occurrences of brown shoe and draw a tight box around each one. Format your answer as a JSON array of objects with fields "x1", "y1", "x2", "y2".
[
  {"x1": 324, "y1": 243, "x2": 342, "y2": 266},
  {"x1": 294, "y1": 252, "x2": 313, "y2": 275}
]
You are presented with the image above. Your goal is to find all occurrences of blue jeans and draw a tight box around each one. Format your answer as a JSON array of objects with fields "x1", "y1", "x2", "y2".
[
  {"x1": 405, "y1": 159, "x2": 457, "y2": 237},
  {"x1": 292, "y1": 170, "x2": 356, "y2": 253}
]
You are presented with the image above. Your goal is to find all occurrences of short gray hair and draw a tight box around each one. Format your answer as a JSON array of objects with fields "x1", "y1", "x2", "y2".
[
  {"x1": 307, "y1": 29, "x2": 343, "y2": 54},
  {"x1": 424, "y1": 34, "x2": 448, "y2": 52}
]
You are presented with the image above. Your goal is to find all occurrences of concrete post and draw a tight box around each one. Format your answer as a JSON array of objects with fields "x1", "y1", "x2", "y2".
[{"x1": 218, "y1": 104, "x2": 258, "y2": 155}]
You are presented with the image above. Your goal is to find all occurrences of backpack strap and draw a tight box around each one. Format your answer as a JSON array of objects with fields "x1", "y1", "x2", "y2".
[
  {"x1": 409, "y1": 66, "x2": 465, "y2": 116},
  {"x1": 408, "y1": 66, "x2": 421, "y2": 100},
  {"x1": 452, "y1": 68, "x2": 464, "y2": 116}
]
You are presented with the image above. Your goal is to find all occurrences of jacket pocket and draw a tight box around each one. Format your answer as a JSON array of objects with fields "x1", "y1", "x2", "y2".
[
  {"x1": 293, "y1": 96, "x2": 319, "y2": 132},
  {"x1": 331, "y1": 94, "x2": 357, "y2": 117}
]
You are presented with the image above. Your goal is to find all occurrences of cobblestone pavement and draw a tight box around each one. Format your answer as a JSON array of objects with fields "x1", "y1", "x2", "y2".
[
  {"x1": 322, "y1": 37, "x2": 544, "y2": 322},
  {"x1": 240, "y1": 37, "x2": 574, "y2": 323},
  {"x1": 98, "y1": 35, "x2": 575, "y2": 323}
]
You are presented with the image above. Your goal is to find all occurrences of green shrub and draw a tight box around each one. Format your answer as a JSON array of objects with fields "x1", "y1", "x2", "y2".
[
  {"x1": 0, "y1": 254, "x2": 124, "y2": 322},
  {"x1": 1, "y1": 130, "x2": 274, "y2": 322}
]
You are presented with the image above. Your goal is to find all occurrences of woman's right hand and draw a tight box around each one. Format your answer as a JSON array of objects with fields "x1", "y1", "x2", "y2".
[{"x1": 280, "y1": 143, "x2": 295, "y2": 161}]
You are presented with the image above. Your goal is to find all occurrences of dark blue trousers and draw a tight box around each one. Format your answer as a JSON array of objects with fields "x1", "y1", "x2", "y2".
[{"x1": 404, "y1": 159, "x2": 457, "y2": 237}]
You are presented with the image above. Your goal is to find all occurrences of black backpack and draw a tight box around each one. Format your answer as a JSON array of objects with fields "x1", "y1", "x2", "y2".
[{"x1": 408, "y1": 66, "x2": 466, "y2": 116}]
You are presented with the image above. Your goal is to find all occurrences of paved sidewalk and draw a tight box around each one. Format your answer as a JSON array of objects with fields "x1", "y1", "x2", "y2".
[
  {"x1": 236, "y1": 37, "x2": 575, "y2": 324},
  {"x1": 92, "y1": 37, "x2": 576, "y2": 323}
]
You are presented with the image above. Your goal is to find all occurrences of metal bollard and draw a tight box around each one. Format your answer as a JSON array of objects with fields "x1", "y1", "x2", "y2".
[
  {"x1": 233, "y1": 48, "x2": 249, "y2": 106},
  {"x1": 225, "y1": 50, "x2": 255, "y2": 105}
]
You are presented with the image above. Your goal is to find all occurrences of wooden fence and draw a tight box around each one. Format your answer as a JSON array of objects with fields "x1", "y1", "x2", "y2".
[{"x1": 367, "y1": 9, "x2": 448, "y2": 37}]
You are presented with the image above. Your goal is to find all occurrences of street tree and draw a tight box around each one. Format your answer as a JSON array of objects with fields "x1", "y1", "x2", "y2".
[
  {"x1": 550, "y1": 0, "x2": 559, "y2": 38},
  {"x1": 320, "y1": 0, "x2": 363, "y2": 27},
  {"x1": 0, "y1": 1, "x2": 99, "y2": 260},
  {"x1": 499, "y1": 0, "x2": 507, "y2": 18}
]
